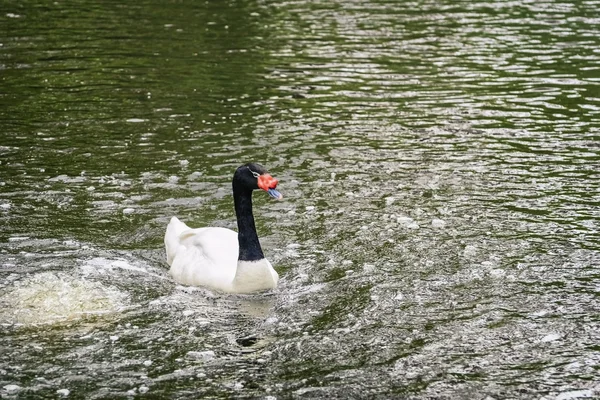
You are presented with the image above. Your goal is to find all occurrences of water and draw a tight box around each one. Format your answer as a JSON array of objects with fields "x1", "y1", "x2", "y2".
[{"x1": 1, "y1": 0, "x2": 599, "y2": 398}]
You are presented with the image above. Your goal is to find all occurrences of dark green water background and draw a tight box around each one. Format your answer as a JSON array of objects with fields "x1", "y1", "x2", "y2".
[{"x1": 1, "y1": 0, "x2": 599, "y2": 398}]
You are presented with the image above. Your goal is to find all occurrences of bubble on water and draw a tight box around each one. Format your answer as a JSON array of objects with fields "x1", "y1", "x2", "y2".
[
  {"x1": 397, "y1": 216, "x2": 419, "y2": 229},
  {"x1": 80, "y1": 257, "x2": 155, "y2": 277},
  {"x1": 540, "y1": 333, "x2": 561, "y2": 343},
  {"x1": 431, "y1": 218, "x2": 446, "y2": 228},
  {"x1": 92, "y1": 200, "x2": 117, "y2": 211},
  {"x1": 3, "y1": 385, "x2": 21, "y2": 394},
  {"x1": 463, "y1": 245, "x2": 478, "y2": 258},
  {"x1": 186, "y1": 350, "x2": 215, "y2": 361},
  {"x1": 555, "y1": 389, "x2": 595, "y2": 400},
  {"x1": 489, "y1": 268, "x2": 506, "y2": 278},
  {"x1": 0, "y1": 272, "x2": 127, "y2": 325},
  {"x1": 48, "y1": 174, "x2": 87, "y2": 184},
  {"x1": 8, "y1": 236, "x2": 29, "y2": 242},
  {"x1": 187, "y1": 171, "x2": 203, "y2": 180}
]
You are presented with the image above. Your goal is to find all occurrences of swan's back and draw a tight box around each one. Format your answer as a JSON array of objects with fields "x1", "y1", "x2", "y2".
[{"x1": 165, "y1": 217, "x2": 239, "y2": 291}]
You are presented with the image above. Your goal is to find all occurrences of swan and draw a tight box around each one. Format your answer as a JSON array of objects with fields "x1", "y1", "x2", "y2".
[{"x1": 164, "y1": 163, "x2": 283, "y2": 294}]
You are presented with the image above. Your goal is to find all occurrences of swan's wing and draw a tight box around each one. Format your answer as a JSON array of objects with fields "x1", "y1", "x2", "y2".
[
  {"x1": 167, "y1": 223, "x2": 239, "y2": 290},
  {"x1": 178, "y1": 227, "x2": 238, "y2": 267}
]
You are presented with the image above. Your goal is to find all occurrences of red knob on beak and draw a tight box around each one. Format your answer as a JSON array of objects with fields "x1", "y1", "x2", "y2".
[{"x1": 257, "y1": 174, "x2": 278, "y2": 191}]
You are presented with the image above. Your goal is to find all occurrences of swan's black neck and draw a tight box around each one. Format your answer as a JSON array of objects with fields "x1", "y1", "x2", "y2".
[{"x1": 233, "y1": 186, "x2": 265, "y2": 261}]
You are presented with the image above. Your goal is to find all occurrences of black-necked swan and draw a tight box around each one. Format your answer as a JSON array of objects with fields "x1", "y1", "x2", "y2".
[{"x1": 165, "y1": 163, "x2": 282, "y2": 294}]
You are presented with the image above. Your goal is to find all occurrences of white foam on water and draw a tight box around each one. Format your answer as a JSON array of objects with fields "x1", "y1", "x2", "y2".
[
  {"x1": 8, "y1": 236, "x2": 30, "y2": 242},
  {"x1": 431, "y1": 218, "x2": 446, "y2": 228},
  {"x1": 555, "y1": 389, "x2": 595, "y2": 400},
  {"x1": 540, "y1": 333, "x2": 562, "y2": 343},
  {"x1": 397, "y1": 216, "x2": 420, "y2": 230},
  {"x1": 48, "y1": 174, "x2": 87, "y2": 184},
  {"x1": 3, "y1": 385, "x2": 21, "y2": 394},
  {"x1": 186, "y1": 350, "x2": 215, "y2": 361},
  {"x1": 0, "y1": 271, "x2": 128, "y2": 325},
  {"x1": 80, "y1": 257, "x2": 169, "y2": 281}
]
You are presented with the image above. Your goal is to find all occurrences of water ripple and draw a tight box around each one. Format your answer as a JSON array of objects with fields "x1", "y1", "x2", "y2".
[{"x1": 1, "y1": 0, "x2": 599, "y2": 398}]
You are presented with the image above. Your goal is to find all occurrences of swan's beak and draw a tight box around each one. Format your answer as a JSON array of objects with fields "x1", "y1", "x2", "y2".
[
  {"x1": 267, "y1": 188, "x2": 283, "y2": 200},
  {"x1": 258, "y1": 174, "x2": 283, "y2": 200}
]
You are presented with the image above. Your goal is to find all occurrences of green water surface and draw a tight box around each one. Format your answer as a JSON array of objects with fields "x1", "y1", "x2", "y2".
[{"x1": 1, "y1": 0, "x2": 599, "y2": 398}]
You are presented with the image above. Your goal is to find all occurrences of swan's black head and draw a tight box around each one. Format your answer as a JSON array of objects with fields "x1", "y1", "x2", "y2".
[{"x1": 233, "y1": 163, "x2": 283, "y2": 200}]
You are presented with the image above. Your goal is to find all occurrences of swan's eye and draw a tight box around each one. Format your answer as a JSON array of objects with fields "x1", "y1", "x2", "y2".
[{"x1": 247, "y1": 167, "x2": 261, "y2": 179}]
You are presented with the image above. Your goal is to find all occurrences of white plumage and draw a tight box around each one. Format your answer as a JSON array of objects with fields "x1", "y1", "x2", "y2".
[{"x1": 165, "y1": 216, "x2": 279, "y2": 293}]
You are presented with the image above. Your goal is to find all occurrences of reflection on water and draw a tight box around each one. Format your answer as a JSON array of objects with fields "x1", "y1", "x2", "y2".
[{"x1": 1, "y1": 0, "x2": 599, "y2": 398}]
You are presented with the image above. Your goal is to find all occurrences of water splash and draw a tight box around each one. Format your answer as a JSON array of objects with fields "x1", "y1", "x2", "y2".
[{"x1": 0, "y1": 272, "x2": 127, "y2": 325}]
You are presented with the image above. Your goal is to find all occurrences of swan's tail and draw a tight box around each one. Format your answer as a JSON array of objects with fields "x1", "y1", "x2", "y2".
[{"x1": 165, "y1": 216, "x2": 190, "y2": 266}]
